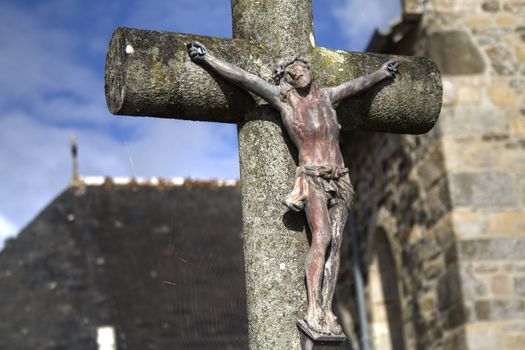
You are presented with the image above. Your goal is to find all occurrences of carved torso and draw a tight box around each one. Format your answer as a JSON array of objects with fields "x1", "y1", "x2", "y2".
[{"x1": 279, "y1": 86, "x2": 344, "y2": 167}]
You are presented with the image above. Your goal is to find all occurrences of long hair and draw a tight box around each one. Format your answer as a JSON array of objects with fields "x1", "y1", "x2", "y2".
[
  {"x1": 273, "y1": 58, "x2": 313, "y2": 101},
  {"x1": 272, "y1": 57, "x2": 312, "y2": 84}
]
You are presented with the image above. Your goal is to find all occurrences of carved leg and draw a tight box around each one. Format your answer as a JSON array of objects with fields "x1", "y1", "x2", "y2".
[
  {"x1": 321, "y1": 202, "x2": 349, "y2": 334},
  {"x1": 304, "y1": 189, "x2": 332, "y2": 334}
]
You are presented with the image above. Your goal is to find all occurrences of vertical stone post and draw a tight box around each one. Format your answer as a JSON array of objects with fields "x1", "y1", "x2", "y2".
[{"x1": 232, "y1": 0, "x2": 314, "y2": 348}]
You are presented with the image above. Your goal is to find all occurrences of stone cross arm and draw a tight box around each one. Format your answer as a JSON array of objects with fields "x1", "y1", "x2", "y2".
[{"x1": 105, "y1": 27, "x2": 442, "y2": 134}]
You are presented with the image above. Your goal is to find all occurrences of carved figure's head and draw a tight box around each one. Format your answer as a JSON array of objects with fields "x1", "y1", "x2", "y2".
[{"x1": 273, "y1": 58, "x2": 313, "y2": 89}]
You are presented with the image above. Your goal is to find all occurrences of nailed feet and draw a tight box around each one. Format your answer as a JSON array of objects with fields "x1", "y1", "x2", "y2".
[
  {"x1": 304, "y1": 307, "x2": 343, "y2": 335},
  {"x1": 324, "y1": 311, "x2": 343, "y2": 335}
]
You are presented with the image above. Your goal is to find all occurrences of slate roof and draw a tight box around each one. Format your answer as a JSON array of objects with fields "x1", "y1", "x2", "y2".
[{"x1": 0, "y1": 179, "x2": 248, "y2": 350}]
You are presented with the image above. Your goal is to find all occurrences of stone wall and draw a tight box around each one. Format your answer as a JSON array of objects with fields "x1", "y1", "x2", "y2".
[{"x1": 338, "y1": 0, "x2": 525, "y2": 349}]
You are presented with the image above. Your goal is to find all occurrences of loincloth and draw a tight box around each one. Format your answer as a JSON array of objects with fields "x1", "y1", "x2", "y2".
[{"x1": 283, "y1": 164, "x2": 354, "y2": 212}]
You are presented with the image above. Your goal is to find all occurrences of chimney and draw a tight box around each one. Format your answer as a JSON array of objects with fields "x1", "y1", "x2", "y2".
[{"x1": 70, "y1": 135, "x2": 84, "y2": 194}]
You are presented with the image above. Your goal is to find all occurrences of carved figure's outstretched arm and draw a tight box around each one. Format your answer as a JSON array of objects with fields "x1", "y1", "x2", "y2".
[
  {"x1": 187, "y1": 41, "x2": 281, "y2": 106},
  {"x1": 325, "y1": 61, "x2": 399, "y2": 105}
]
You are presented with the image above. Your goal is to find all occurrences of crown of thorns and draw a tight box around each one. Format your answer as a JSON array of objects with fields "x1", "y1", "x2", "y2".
[{"x1": 273, "y1": 57, "x2": 312, "y2": 83}]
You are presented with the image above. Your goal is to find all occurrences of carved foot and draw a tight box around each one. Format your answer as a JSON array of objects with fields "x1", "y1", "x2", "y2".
[
  {"x1": 324, "y1": 312, "x2": 343, "y2": 335},
  {"x1": 304, "y1": 309, "x2": 330, "y2": 335}
]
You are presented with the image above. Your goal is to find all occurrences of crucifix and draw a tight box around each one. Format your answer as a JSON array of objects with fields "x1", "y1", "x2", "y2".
[{"x1": 105, "y1": 1, "x2": 442, "y2": 349}]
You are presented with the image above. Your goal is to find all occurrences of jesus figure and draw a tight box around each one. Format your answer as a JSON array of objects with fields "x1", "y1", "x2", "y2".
[{"x1": 187, "y1": 40, "x2": 398, "y2": 335}]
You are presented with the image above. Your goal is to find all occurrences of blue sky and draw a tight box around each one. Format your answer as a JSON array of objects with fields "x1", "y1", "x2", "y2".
[{"x1": 0, "y1": 0, "x2": 401, "y2": 248}]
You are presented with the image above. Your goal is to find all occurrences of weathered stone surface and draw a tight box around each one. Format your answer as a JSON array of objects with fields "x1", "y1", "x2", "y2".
[
  {"x1": 105, "y1": 28, "x2": 442, "y2": 134},
  {"x1": 475, "y1": 299, "x2": 525, "y2": 321},
  {"x1": 426, "y1": 178, "x2": 451, "y2": 226},
  {"x1": 463, "y1": 15, "x2": 492, "y2": 28},
  {"x1": 437, "y1": 264, "x2": 463, "y2": 312},
  {"x1": 417, "y1": 143, "x2": 445, "y2": 189},
  {"x1": 482, "y1": 1, "x2": 500, "y2": 12},
  {"x1": 503, "y1": 263, "x2": 525, "y2": 273},
  {"x1": 514, "y1": 276, "x2": 525, "y2": 296},
  {"x1": 456, "y1": 238, "x2": 525, "y2": 261},
  {"x1": 491, "y1": 274, "x2": 512, "y2": 295},
  {"x1": 344, "y1": 1, "x2": 525, "y2": 349},
  {"x1": 473, "y1": 262, "x2": 499, "y2": 274},
  {"x1": 438, "y1": 108, "x2": 509, "y2": 137},
  {"x1": 425, "y1": 30, "x2": 485, "y2": 75},
  {"x1": 486, "y1": 46, "x2": 518, "y2": 75},
  {"x1": 443, "y1": 329, "x2": 468, "y2": 350},
  {"x1": 487, "y1": 212, "x2": 525, "y2": 235},
  {"x1": 503, "y1": 1, "x2": 525, "y2": 14},
  {"x1": 307, "y1": 49, "x2": 442, "y2": 134},
  {"x1": 460, "y1": 264, "x2": 488, "y2": 299},
  {"x1": 233, "y1": 1, "x2": 308, "y2": 349},
  {"x1": 457, "y1": 86, "x2": 482, "y2": 104},
  {"x1": 451, "y1": 210, "x2": 489, "y2": 239},
  {"x1": 448, "y1": 172, "x2": 517, "y2": 207},
  {"x1": 105, "y1": 28, "x2": 259, "y2": 123},
  {"x1": 238, "y1": 107, "x2": 308, "y2": 350},
  {"x1": 489, "y1": 83, "x2": 518, "y2": 106}
]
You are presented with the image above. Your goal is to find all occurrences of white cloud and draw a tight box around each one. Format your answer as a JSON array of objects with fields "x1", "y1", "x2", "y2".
[
  {"x1": 332, "y1": 0, "x2": 401, "y2": 51},
  {"x1": 0, "y1": 3, "x2": 108, "y2": 127},
  {"x1": 0, "y1": 214, "x2": 18, "y2": 251},
  {"x1": 0, "y1": 114, "x2": 239, "y2": 248},
  {"x1": 0, "y1": 1, "x2": 237, "y2": 250}
]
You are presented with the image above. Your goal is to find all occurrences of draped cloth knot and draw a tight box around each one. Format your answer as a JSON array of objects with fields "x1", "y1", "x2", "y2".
[{"x1": 283, "y1": 164, "x2": 354, "y2": 212}]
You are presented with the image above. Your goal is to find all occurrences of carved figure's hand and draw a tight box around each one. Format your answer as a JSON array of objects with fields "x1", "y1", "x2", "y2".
[
  {"x1": 380, "y1": 60, "x2": 399, "y2": 78},
  {"x1": 187, "y1": 41, "x2": 208, "y2": 62}
]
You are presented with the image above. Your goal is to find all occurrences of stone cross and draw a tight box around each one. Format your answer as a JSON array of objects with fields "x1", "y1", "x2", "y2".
[{"x1": 104, "y1": 1, "x2": 442, "y2": 349}]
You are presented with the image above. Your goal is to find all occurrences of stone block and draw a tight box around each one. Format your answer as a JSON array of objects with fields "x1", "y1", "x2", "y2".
[
  {"x1": 482, "y1": 1, "x2": 500, "y2": 12},
  {"x1": 427, "y1": 179, "x2": 451, "y2": 226},
  {"x1": 448, "y1": 172, "x2": 516, "y2": 208},
  {"x1": 514, "y1": 276, "x2": 525, "y2": 296},
  {"x1": 423, "y1": 257, "x2": 446, "y2": 280},
  {"x1": 496, "y1": 14, "x2": 523, "y2": 26},
  {"x1": 474, "y1": 299, "x2": 525, "y2": 321},
  {"x1": 445, "y1": 242, "x2": 459, "y2": 266},
  {"x1": 446, "y1": 301, "x2": 469, "y2": 329},
  {"x1": 419, "y1": 292, "x2": 437, "y2": 313},
  {"x1": 417, "y1": 143, "x2": 445, "y2": 189},
  {"x1": 438, "y1": 264, "x2": 463, "y2": 311},
  {"x1": 489, "y1": 83, "x2": 518, "y2": 105},
  {"x1": 503, "y1": 263, "x2": 525, "y2": 272},
  {"x1": 451, "y1": 210, "x2": 488, "y2": 239},
  {"x1": 425, "y1": 30, "x2": 485, "y2": 75},
  {"x1": 504, "y1": 333, "x2": 525, "y2": 350},
  {"x1": 491, "y1": 274, "x2": 513, "y2": 295},
  {"x1": 456, "y1": 238, "x2": 525, "y2": 261},
  {"x1": 486, "y1": 46, "x2": 518, "y2": 75},
  {"x1": 517, "y1": 45, "x2": 525, "y2": 61},
  {"x1": 465, "y1": 322, "x2": 500, "y2": 350},
  {"x1": 457, "y1": 86, "x2": 482, "y2": 105},
  {"x1": 439, "y1": 108, "x2": 509, "y2": 138},
  {"x1": 503, "y1": 1, "x2": 525, "y2": 14},
  {"x1": 460, "y1": 264, "x2": 489, "y2": 299},
  {"x1": 462, "y1": 14, "x2": 492, "y2": 28},
  {"x1": 443, "y1": 329, "x2": 468, "y2": 350},
  {"x1": 510, "y1": 115, "x2": 525, "y2": 136},
  {"x1": 487, "y1": 212, "x2": 525, "y2": 235},
  {"x1": 429, "y1": 214, "x2": 455, "y2": 250},
  {"x1": 473, "y1": 262, "x2": 499, "y2": 274}
]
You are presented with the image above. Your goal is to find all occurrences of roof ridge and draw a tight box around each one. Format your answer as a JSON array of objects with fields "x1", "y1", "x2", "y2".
[{"x1": 77, "y1": 176, "x2": 240, "y2": 187}]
